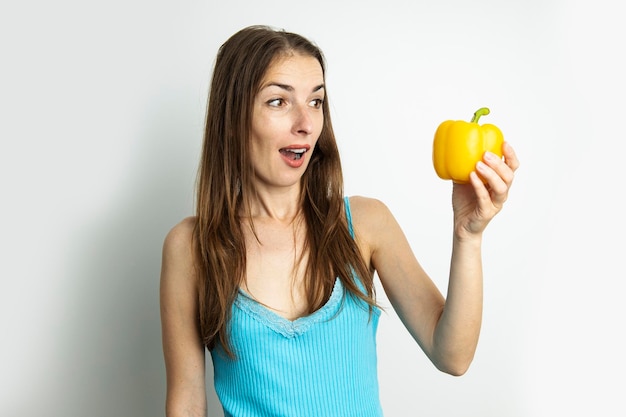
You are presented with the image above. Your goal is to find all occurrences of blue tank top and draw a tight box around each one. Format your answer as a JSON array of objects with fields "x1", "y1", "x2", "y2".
[{"x1": 210, "y1": 197, "x2": 383, "y2": 417}]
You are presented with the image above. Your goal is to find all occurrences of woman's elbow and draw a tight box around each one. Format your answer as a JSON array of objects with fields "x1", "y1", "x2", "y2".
[{"x1": 432, "y1": 353, "x2": 475, "y2": 376}]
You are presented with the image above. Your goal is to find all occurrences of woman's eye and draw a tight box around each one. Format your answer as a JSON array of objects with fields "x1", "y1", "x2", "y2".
[
  {"x1": 267, "y1": 98, "x2": 284, "y2": 107},
  {"x1": 309, "y1": 98, "x2": 324, "y2": 108}
]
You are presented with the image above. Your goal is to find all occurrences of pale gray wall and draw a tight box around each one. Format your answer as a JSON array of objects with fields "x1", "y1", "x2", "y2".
[{"x1": 2, "y1": 0, "x2": 624, "y2": 416}]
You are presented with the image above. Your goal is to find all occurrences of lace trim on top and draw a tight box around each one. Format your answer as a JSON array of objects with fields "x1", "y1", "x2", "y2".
[{"x1": 235, "y1": 278, "x2": 344, "y2": 338}]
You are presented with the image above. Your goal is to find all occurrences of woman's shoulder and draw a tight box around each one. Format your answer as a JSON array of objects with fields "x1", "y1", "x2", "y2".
[
  {"x1": 161, "y1": 217, "x2": 196, "y2": 294},
  {"x1": 346, "y1": 195, "x2": 395, "y2": 242},
  {"x1": 162, "y1": 216, "x2": 197, "y2": 263},
  {"x1": 347, "y1": 195, "x2": 392, "y2": 221}
]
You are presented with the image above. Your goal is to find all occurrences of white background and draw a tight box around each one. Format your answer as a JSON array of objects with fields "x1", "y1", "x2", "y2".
[{"x1": 1, "y1": 0, "x2": 624, "y2": 416}]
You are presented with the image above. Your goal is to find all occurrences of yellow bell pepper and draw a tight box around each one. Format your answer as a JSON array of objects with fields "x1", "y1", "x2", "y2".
[{"x1": 432, "y1": 107, "x2": 504, "y2": 184}]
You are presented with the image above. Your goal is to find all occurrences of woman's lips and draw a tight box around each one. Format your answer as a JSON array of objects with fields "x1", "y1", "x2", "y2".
[{"x1": 279, "y1": 145, "x2": 310, "y2": 168}]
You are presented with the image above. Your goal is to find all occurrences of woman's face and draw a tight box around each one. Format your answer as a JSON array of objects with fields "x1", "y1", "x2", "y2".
[{"x1": 249, "y1": 53, "x2": 325, "y2": 192}]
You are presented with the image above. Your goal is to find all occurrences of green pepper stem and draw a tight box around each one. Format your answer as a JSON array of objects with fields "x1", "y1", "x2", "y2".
[{"x1": 470, "y1": 107, "x2": 490, "y2": 123}]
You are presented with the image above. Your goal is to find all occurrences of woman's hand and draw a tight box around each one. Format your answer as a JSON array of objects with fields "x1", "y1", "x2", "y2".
[{"x1": 452, "y1": 142, "x2": 520, "y2": 239}]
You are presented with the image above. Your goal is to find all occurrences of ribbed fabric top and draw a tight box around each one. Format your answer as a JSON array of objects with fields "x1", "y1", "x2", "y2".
[{"x1": 210, "y1": 197, "x2": 383, "y2": 417}]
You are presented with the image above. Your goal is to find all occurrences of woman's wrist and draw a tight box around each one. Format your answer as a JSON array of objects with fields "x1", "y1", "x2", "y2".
[{"x1": 452, "y1": 228, "x2": 483, "y2": 247}]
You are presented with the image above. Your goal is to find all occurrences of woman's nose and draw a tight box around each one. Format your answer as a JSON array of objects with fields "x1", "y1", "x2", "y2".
[{"x1": 292, "y1": 104, "x2": 313, "y2": 135}]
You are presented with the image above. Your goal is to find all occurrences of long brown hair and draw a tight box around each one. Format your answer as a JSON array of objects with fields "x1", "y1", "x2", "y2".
[{"x1": 195, "y1": 25, "x2": 376, "y2": 357}]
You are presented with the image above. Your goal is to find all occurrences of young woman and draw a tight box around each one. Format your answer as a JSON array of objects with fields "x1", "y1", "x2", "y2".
[{"x1": 160, "y1": 25, "x2": 519, "y2": 417}]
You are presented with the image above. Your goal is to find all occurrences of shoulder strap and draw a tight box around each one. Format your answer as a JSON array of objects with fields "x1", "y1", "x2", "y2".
[{"x1": 344, "y1": 196, "x2": 355, "y2": 238}]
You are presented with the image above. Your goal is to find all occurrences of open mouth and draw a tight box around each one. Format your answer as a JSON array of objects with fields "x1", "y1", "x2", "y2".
[{"x1": 279, "y1": 148, "x2": 307, "y2": 160}]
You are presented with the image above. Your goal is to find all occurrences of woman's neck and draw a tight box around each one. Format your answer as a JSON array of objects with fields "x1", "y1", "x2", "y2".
[{"x1": 243, "y1": 184, "x2": 303, "y2": 222}]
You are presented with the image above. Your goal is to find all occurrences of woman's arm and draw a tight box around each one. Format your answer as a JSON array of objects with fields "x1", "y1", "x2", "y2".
[
  {"x1": 160, "y1": 217, "x2": 208, "y2": 417},
  {"x1": 352, "y1": 143, "x2": 519, "y2": 376}
]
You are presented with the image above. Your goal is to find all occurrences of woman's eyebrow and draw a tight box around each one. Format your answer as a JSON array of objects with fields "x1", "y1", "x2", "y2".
[{"x1": 263, "y1": 82, "x2": 325, "y2": 93}]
